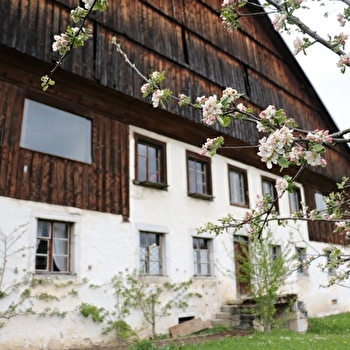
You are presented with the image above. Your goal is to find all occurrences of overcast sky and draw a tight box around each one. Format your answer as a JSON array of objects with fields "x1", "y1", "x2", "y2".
[{"x1": 277, "y1": 1, "x2": 349, "y2": 132}]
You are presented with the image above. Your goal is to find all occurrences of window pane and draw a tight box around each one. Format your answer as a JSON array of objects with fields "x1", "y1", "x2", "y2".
[
  {"x1": 200, "y1": 263, "x2": 209, "y2": 275},
  {"x1": 20, "y1": 99, "x2": 92, "y2": 164},
  {"x1": 53, "y1": 239, "x2": 68, "y2": 255},
  {"x1": 53, "y1": 223, "x2": 69, "y2": 239},
  {"x1": 37, "y1": 221, "x2": 50, "y2": 238},
  {"x1": 289, "y1": 190, "x2": 301, "y2": 213},
  {"x1": 149, "y1": 261, "x2": 160, "y2": 275},
  {"x1": 53, "y1": 256, "x2": 68, "y2": 272},
  {"x1": 230, "y1": 170, "x2": 245, "y2": 204},
  {"x1": 36, "y1": 240, "x2": 48, "y2": 254},
  {"x1": 140, "y1": 232, "x2": 147, "y2": 246},
  {"x1": 36, "y1": 256, "x2": 48, "y2": 270}
]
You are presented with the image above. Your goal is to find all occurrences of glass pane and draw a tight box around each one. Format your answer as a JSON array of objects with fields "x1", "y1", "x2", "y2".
[
  {"x1": 140, "y1": 260, "x2": 147, "y2": 274},
  {"x1": 53, "y1": 239, "x2": 68, "y2": 255},
  {"x1": 36, "y1": 256, "x2": 47, "y2": 270},
  {"x1": 53, "y1": 223, "x2": 69, "y2": 239},
  {"x1": 140, "y1": 233, "x2": 147, "y2": 246},
  {"x1": 53, "y1": 256, "x2": 68, "y2": 272},
  {"x1": 148, "y1": 233, "x2": 158, "y2": 246},
  {"x1": 37, "y1": 221, "x2": 50, "y2": 238},
  {"x1": 199, "y1": 250, "x2": 209, "y2": 262},
  {"x1": 138, "y1": 155, "x2": 147, "y2": 181},
  {"x1": 149, "y1": 246, "x2": 160, "y2": 260},
  {"x1": 149, "y1": 261, "x2": 160, "y2": 275},
  {"x1": 36, "y1": 240, "x2": 48, "y2": 254},
  {"x1": 20, "y1": 99, "x2": 92, "y2": 164},
  {"x1": 188, "y1": 160, "x2": 196, "y2": 193},
  {"x1": 199, "y1": 239, "x2": 207, "y2": 250},
  {"x1": 200, "y1": 263, "x2": 209, "y2": 275},
  {"x1": 140, "y1": 246, "x2": 147, "y2": 260},
  {"x1": 138, "y1": 143, "x2": 147, "y2": 157}
]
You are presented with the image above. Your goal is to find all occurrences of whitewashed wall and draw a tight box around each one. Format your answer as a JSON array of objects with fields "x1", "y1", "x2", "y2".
[{"x1": 0, "y1": 126, "x2": 349, "y2": 349}]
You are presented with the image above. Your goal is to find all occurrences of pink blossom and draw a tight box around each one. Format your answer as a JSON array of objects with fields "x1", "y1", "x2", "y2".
[
  {"x1": 337, "y1": 13, "x2": 346, "y2": 27},
  {"x1": 151, "y1": 89, "x2": 164, "y2": 108},
  {"x1": 141, "y1": 83, "x2": 150, "y2": 94},
  {"x1": 272, "y1": 14, "x2": 287, "y2": 32},
  {"x1": 259, "y1": 105, "x2": 276, "y2": 120},
  {"x1": 293, "y1": 37, "x2": 303, "y2": 55},
  {"x1": 275, "y1": 178, "x2": 289, "y2": 197},
  {"x1": 202, "y1": 95, "x2": 222, "y2": 125}
]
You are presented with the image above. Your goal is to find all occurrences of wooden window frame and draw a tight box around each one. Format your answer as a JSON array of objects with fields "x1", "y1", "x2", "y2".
[
  {"x1": 228, "y1": 165, "x2": 249, "y2": 207},
  {"x1": 193, "y1": 237, "x2": 211, "y2": 276},
  {"x1": 261, "y1": 177, "x2": 279, "y2": 213},
  {"x1": 139, "y1": 231, "x2": 163, "y2": 275},
  {"x1": 134, "y1": 133, "x2": 168, "y2": 190},
  {"x1": 186, "y1": 150, "x2": 213, "y2": 200},
  {"x1": 35, "y1": 220, "x2": 71, "y2": 274}
]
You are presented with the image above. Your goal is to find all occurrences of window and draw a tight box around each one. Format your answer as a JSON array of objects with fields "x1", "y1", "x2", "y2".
[
  {"x1": 296, "y1": 247, "x2": 307, "y2": 274},
  {"x1": 36, "y1": 220, "x2": 71, "y2": 273},
  {"x1": 315, "y1": 191, "x2": 327, "y2": 212},
  {"x1": 134, "y1": 134, "x2": 167, "y2": 189},
  {"x1": 193, "y1": 237, "x2": 211, "y2": 276},
  {"x1": 20, "y1": 99, "x2": 92, "y2": 163},
  {"x1": 289, "y1": 188, "x2": 302, "y2": 213},
  {"x1": 187, "y1": 151, "x2": 212, "y2": 200},
  {"x1": 269, "y1": 245, "x2": 281, "y2": 262},
  {"x1": 140, "y1": 232, "x2": 162, "y2": 275},
  {"x1": 262, "y1": 177, "x2": 279, "y2": 212},
  {"x1": 228, "y1": 166, "x2": 249, "y2": 206}
]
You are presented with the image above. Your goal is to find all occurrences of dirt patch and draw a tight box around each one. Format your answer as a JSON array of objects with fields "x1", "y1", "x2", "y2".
[{"x1": 89, "y1": 329, "x2": 253, "y2": 349}]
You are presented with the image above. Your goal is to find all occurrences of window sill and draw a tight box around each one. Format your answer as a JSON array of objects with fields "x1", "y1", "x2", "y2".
[
  {"x1": 133, "y1": 180, "x2": 168, "y2": 190},
  {"x1": 230, "y1": 202, "x2": 249, "y2": 208},
  {"x1": 188, "y1": 193, "x2": 214, "y2": 201}
]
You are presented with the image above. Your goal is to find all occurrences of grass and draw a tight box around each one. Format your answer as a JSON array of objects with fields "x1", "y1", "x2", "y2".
[{"x1": 179, "y1": 313, "x2": 350, "y2": 350}]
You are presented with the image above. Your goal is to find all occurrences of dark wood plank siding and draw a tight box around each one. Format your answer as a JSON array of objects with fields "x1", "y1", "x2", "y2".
[
  {"x1": 0, "y1": 82, "x2": 129, "y2": 217},
  {"x1": 0, "y1": 0, "x2": 349, "y2": 221}
]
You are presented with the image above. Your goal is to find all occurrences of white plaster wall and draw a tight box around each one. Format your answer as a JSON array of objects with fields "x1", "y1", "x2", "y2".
[{"x1": 1, "y1": 125, "x2": 349, "y2": 348}]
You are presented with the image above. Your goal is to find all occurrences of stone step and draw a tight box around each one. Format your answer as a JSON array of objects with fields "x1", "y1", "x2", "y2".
[
  {"x1": 215, "y1": 312, "x2": 231, "y2": 320},
  {"x1": 211, "y1": 319, "x2": 231, "y2": 327}
]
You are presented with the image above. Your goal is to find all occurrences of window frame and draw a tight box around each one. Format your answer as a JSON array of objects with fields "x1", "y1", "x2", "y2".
[
  {"x1": 228, "y1": 165, "x2": 249, "y2": 207},
  {"x1": 186, "y1": 150, "x2": 213, "y2": 200},
  {"x1": 193, "y1": 237, "x2": 211, "y2": 276},
  {"x1": 261, "y1": 177, "x2": 279, "y2": 213},
  {"x1": 20, "y1": 98, "x2": 92, "y2": 164},
  {"x1": 139, "y1": 231, "x2": 163, "y2": 275},
  {"x1": 134, "y1": 133, "x2": 168, "y2": 190},
  {"x1": 35, "y1": 219, "x2": 72, "y2": 274}
]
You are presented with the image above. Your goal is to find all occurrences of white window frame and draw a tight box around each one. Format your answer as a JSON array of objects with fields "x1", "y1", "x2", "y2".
[{"x1": 29, "y1": 211, "x2": 80, "y2": 275}]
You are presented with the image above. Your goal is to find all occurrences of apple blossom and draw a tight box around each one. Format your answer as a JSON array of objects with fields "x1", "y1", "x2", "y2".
[
  {"x1": 275, "y1": 178, "x2": 289, "y2": 198},
  {"x1": 201, "y1": 95, "x2": 223, "y2": 125},
  {"x1": 272, "y1": 14, "x2": 287, "y2": 32}
]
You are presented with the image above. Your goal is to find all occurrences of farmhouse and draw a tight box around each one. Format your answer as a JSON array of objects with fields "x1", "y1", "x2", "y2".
[{"x1": 0, "y1": 0, "x2": 349, "y2": 348}]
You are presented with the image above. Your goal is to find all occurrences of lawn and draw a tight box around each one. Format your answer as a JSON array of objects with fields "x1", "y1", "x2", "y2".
[{"x1": 178, "y1": 313, "x2": 350, "y2": 350}]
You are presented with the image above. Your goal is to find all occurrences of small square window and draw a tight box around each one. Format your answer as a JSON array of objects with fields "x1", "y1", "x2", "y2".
[
  {"x1": 193, "y1": 237, "x2": 211, "y2": 276},
  {"x1": 187, "y1": 151, "x2": 213, "y2": 200},
  {"x1": 289, "y1": 188, "x2": 302, "y2": 213},
  {"x1": 36, "y1": 220, "x2": 71, "y2": 273},
  {"x1": 140, "y1": 232, "x2": 163, "y2": 275},
  {"x1": 262, "y1": 177, "x2": 279, "y2": 212},
  {"x1": 269, "y1": 245, "x2": 281, "y2": 263},
  {"x1": 134, "y1": 134, "x2": 167, "y2": 189},
  {"x1": 296, "y1": 247, "x2": 307, "y2": 274},
  {"x1": 20, "y1": 99, "x2": 92, "y2": 164},
  {"x1": 228, "y1": 166, "x2": 249, "y2": 207}
]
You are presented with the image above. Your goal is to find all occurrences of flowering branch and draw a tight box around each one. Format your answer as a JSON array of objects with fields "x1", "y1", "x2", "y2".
[{"x1": 41, "y1": 0, "x2": 108, "y2": 91}]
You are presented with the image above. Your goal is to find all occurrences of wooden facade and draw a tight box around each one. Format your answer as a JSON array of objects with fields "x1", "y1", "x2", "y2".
[{"x1": 1, "y1": 0, "x2": 350, "y2": 241}]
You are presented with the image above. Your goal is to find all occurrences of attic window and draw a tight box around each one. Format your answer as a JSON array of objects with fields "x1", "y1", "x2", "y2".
[{"x1": 20, "y1": 99, "x2": 92, "y2": 164}]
